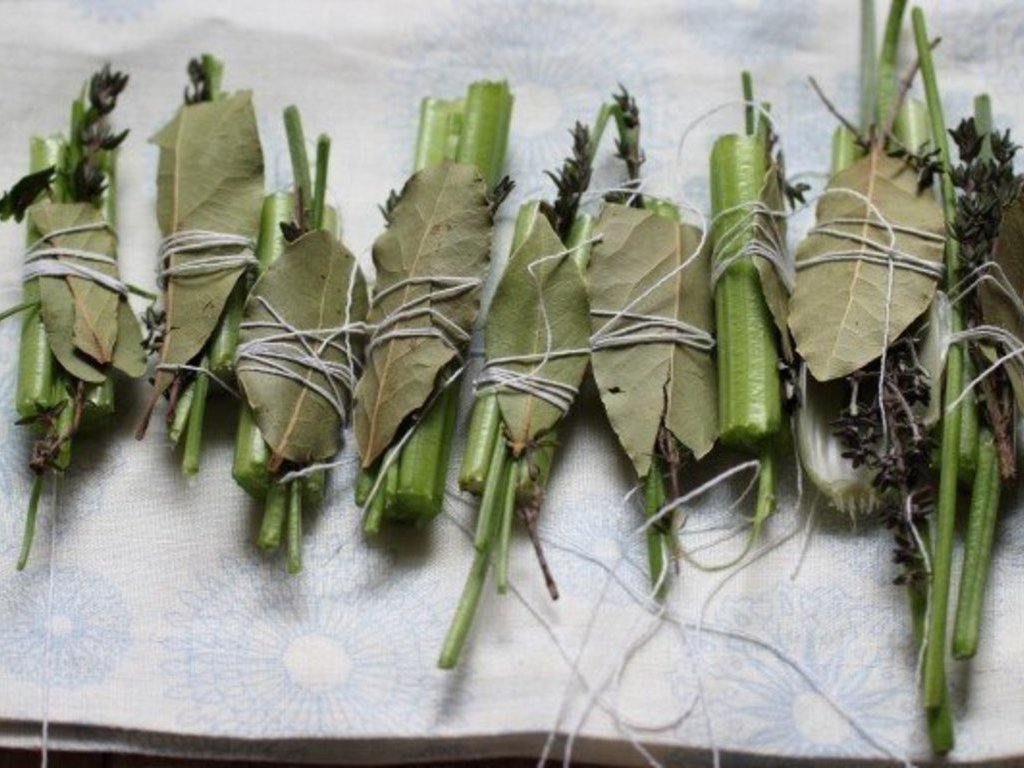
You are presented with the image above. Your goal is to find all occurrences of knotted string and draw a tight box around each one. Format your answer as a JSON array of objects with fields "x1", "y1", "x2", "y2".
[
  {"x1": 589, "y1": 202, "x2": 716, "y2": 357},
  {"x1": 366, "y1": 275, "x2": 481, "y2": 355},
  {"x1": 156, "y1": 230, "x2": 258, "y2": 288},
  {"x1": 474, "y1": 237, "x2": 600, "y2": 415},
  {"x1": 23, "y1": 221, "x2": 129, "y2": 296}
]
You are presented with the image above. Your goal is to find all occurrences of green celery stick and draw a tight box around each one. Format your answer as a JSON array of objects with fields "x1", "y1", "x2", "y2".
[
  {"x1": 168, "y1": 380, "x2": 196, "y2": 446},
  {"x1": 286, "y1": 480, "x2": 303, "y2": 574},
  {"x1": 643, "y1": 462, "x2": 669, "y2": 597},
  {"x1": 473, "y1": 432, "x2": 509, "y2": 552},
  {"x1": 710, "y1": 132, "x2": 780, "y2": 449},
  {"x1": 459, "y1": 394, "x2": 501, "y2": 494},
  {"x1": 16, "y1": 137, "x2": 63, "y2": 419},
  {"x1": 495, "y1": 456, "x2": 518, "y2": 594},
  {"x1": 181, "y1": 357, "x2": 210, "y2": 476},
  {"x1": 953, "y1": 432, "x2": 1000, "y2": 659},
  {"x1": 392, "y1": 80, "x2": 513, "y2": 521},
  {"x1": 258, "y1": 481, "x2": 288, "y2": 551}
]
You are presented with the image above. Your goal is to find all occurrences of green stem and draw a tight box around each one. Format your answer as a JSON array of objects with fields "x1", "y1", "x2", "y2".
[
  {"x1": 459, "y1": 394, "x2": 501, "y2": 494},
  {"x1": 741, "y1": 71, "x2": 755, "y2": 136},
  {"x1": 910, "y1": 581, "x2": 955, "y2": 752},
  {"x1": 284, "y1": 105, "x2": 312, "y2": 218},
  {"x1": 953, "y1": 432, "x2": 1000, "y2": 659},
  {"x1": 877, "y1": 0, "x2": 908, "y2": 132},
  {"x1": 831, "y1": 127, "x2": 862, "y2": 175},
  {"x1": 913, "y1": 5, "x2": 963, "y2": 713},
  {"x1": 311, "y1": 134, "x2": 330, "y2": 231},
  {"x1": 495, "y1": 456, "x2": 518, "y2": 594},
  {"x1": 439, "y1": 458, "x2": 508, "y2": 670},
  {"x1": 0, "y1": 300, "x2": 40, "y2": 324},
  {"x1": 16, "y1": 474, "x2": 45, "y2": 571},
  {"x1": 455, "y1": 81, "x2": 514, "y2": 190},
  {"x1": 168, "y1": 380, "x2": 196, "y2": 447},
  {"x1": 860, "y1": 0, "x2": 878, "y2": 133},
  {"x1": 258, "y1": 482, "x2": 287, "y2": 551},
  {"x1": 414, "y1": 98, "x2": 464, "y2": 171},
  {"x1": 588, "y1": 103, "x2": 615, "y2": 164},
  {"x1": 181, "y1": 362, "x2": 210, "y2": 476},
  {"x1": 643, "y1": 463, "x2": 669, "y2": 597},
  {"x1": 201, "y1": 54, "x2": 224, "y2": 100},
  {"x1": 286, "y1": 480, "x2": 303, "y2": 574}
]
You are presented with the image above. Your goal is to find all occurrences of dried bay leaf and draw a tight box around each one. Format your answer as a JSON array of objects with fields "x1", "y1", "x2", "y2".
[
  {"x1": 789, "y1": 152, "x2": 944, "y2": 381},
  {"x1": 31, "y1": 202, "x2": 142, "y2": 382},
  {"x1": 149, "y1": 90, "x2": 264, "y2": 397},
  {"x1": 981, "y1": 190, "x2": 1024, "y2": 410},
  {"x1": 485, "y1": 213, "x2": 589, "y2": 454},
  {"x1": 238, "y1": 230, "x2": 368, "y2": 464},
  {"x1": 353, "y1": 161, "x2": 492, "y2": 467},
  {"x1": 589, "y1": 204, "x2": 717, "y2": 479}
]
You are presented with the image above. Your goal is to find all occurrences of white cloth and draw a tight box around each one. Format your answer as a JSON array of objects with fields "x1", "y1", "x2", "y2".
[{"x1": 0, "y1": 0, "x2": 1020, "y2": 764}]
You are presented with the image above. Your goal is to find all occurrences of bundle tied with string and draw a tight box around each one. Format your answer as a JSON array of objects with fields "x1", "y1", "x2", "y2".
[
  {"x1": 588, "y1": 202, "x2": 718, "y2": 480},
  {"x1": 145, "y1": 87, "x2": 265, "y2": 402},
  {"x1": 353, "y1": 160, "x2": 495, "y2": 469},
  {"x1": 789, "y1": 152, "x2": 945, "y2": 383},
  {"x1": 476, "y1": 212, "x2": 592, "y2": 457},
  {"x1": 235, "y1": 228, "x2": 368, "y2": 474},
  {"x1": 26, "y1": 204, "x2": 145, "y2": 383}
]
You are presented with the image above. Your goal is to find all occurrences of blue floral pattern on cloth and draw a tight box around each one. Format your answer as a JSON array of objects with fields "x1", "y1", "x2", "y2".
[
  {"x1": 160, "y1": 461, "x2": 450, "y2": 738},
  {"x1": 702, "y1": 584, "x2": 916, "y2": 759},
  {"x1": 0, "y1": 564, "x2": 132, "y2": 688}
]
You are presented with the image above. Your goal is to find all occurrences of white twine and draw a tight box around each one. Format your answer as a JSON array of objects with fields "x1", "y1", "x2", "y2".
[
  {"x1": 366, "y1": 275, "x2": 480, "y2": 356},
  {"x1": 945, "y1": 324, "x2": 1024, "y2": 414},
  {"x1": 589, "y1": 202, "x2": 716, "y2": 360},
  {"x1": 157, "y1": 230, "x2": 258, "y2": 288},
  {"x1": 23, "y1": 222, "x2": 129, "y2": 296},
  {"x1": 236, "y1": 261, "x2": 366, "y2": 484},
  {"x1": 709, "y1": 199, "x2": 794, "y2": 292}
]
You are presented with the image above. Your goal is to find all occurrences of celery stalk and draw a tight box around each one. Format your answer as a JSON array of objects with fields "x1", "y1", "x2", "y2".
[
  {"x1": 710, "y1": 133, "x2": 781, "y2": 448},
  {"x1": 390, "y1": 80, "x2": 512, "y2": 522},
  {"x1": 953, "y1": 432, "x2": 1000, "y2": 659}
]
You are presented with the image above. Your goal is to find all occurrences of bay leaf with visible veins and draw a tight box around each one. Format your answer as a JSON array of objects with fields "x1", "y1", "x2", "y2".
[
  {"x1": 589, "y1": 204, "x2": 717, "y2": 479},
  {"x1": 31, "y1": 202, "x2": 143, "y2": 382},
  {"x1": 237, "y1": 230, "x2": 368, "y2": 464},
  {"x1": 789, "y1": 152, "x2": 944, "y2": 381},
  {"x1": 485, "y1": 213, "x2": 589, "y2": 455},
  {"x1": 353, "y1": 160, "x2": 492, "y2": 467},
  {"x1": 149, "y1": 90, "x2": 264, "y2": 397},
  {"x1": 981, "y1": 190, "x2": 1024, "y2": 410}
]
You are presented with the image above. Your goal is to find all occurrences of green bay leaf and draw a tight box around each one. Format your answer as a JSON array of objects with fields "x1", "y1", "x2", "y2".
[
  {"x1": 789, "y1": 152, "x2": 944, "y2": 381},
  {"x1": 589, "y1": 204, "x2": 717, "y2": 479},
  {"x1": 353, "y1": 161, "x2": 493, "y2": 467},
  {"x1": 237, "y1": 230, "x2": 368, "y2": 465},
  {"x1": 30, "y1": 202, "x2": 130, "y2": 383},
  {"x1": 485, "y1": 213, "x2": 589, "y2": 453},
  {"x1": 149, "y1": 90, "x2": 265, "y2": 396}
]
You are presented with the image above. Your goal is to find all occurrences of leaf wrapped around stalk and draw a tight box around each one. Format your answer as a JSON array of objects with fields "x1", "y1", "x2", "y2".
[
  {"x1": 482, "y1": 213, "x2": 589, "y2": 454},
  {"x1": 30, "y1": 202, "x2": 145, "y2": 383},
  {"x1": 789, "y1": 152, "x2": 945, "y2": 381},
  {"x1": 148, "y1": 90, "x2": 264, "y2": 398},
  {"x1": 236, "y1": 229, "x2": 368, "y2": 466},
  {"x1": 353, "y1": 160, "x2": 493, "y2": 467},
  {"x1": 979, "y1": 190, "x2": 1024, "y2": 410},
  {"x1": 588, "y1": 203, "x2": 717, "y2": 479}
]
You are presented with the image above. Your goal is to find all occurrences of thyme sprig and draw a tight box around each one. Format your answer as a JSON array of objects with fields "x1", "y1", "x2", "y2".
[
  {"x1": 541, "y1": 121, "x2": 594, "y2": 240},
  {"x1": 948, "y1": 116, "x2": 1022, "y2": 479},
  {"x1": 833, "y1": 336, "x2": 935, "y2": 584},
  {"x1": 66, "y1": 64, "x2": 129, "y2": 203}
]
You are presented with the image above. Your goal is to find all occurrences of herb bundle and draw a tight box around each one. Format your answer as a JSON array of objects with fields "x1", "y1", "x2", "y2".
[
  {"x1": 136, "y1": 55, "x2": 265, "y2": 474},
  {"x1": 354, "y1": 81, "x2": 513, "y2": 530},
  {"x1": 0, "y1": 65, "x2": 144, "y2": 568},
  {"x1": 587, "y1": 89, "x2": 718, "y2": 594},
  {"x1": 706, "y1": 74, "x2": 796, "y2": 553},
  {"x1": 785, "y1": 0, "x2": 1024, "y2": 750},
  {"x1": 440, "y1": 117, "x2": 603, "y2": 669},
  {"x1": 232, "y1": 108, "x2": 366, "y2": 572}
]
